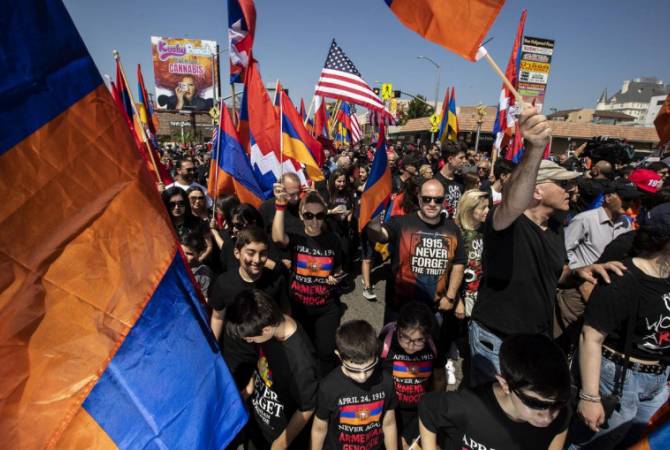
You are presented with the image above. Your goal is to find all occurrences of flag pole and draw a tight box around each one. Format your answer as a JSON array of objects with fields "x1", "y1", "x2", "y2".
[
  {"x1": 305, "y1": 95, "x2": 316, "y2": 127},
  {"x1": 212, "y1": 99, "x2": 224, "y2": 214},
  {"x1": 279, "y1": 88, "x2": 284, "y2": 177},
  {"x1": 113, "y1": 49, "x2": 162, "y2": 186},
  {"x1": 328, "y1": 99, "x2": 342, "y2": 138},
  {"x1": 478, "y1": 48, "x2": 524, "y2": 105},
  {"x1": 230, "y1": 83, "x2": 238, "y2": 126}
]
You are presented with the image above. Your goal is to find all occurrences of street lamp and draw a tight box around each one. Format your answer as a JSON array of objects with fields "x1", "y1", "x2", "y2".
[{"x1": 417, "y1": 56, "x2": 440, "y2": 142}]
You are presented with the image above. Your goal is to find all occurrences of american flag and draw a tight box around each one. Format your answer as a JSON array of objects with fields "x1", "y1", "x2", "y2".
[
  {"x1": 350, "y1": 106, "x2": 362, "y2": 144},
  {"x1": 315, "y1": 40, "x2": 384, "y2": 112}
]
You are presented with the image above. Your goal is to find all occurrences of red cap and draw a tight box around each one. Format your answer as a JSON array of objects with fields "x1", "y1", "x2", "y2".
[{"x1": 629, "y1": 169, "x2": 662, "y2": 193}]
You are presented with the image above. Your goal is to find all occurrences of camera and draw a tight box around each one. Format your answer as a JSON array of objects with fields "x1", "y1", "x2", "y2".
[{"x1": 582, "y1": 136, "x2": 635, "y2": 166}]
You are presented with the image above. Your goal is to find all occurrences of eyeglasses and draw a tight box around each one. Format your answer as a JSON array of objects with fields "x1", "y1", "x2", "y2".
[
  {"x1": 303, "y1": 212, "x2": 326, "y2": 221},
  {"x1": 513, "y1": 389, "x2": 565, "y2": 411},
  {"x1": 182, "y1": 168, "x2": 196, "y2": 173},
  {"x1": 341, "y1": 358, "x2": 378, "y2": 374},
  {"x1": 552, "y1": 179, "x2": 577, "y2": 191},
  {"x1": 169, "y1": 201, "x2": 186, "y2": 208},
  {"x1": 189, "y1": 196, "x2": 205, "y2": 201},
  {"x1": 421, "y1": 196, "x2": 445, "y2": 204},
  {"x1": 397, "y1": 331, "x2": 426, "y2": 347}
]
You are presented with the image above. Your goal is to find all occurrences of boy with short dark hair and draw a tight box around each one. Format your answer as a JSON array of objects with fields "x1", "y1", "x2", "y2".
[
  {"x1": 311, "y1": 320, "x2": 398, "y2": 450},
  {"x1": 209, "y1": 226, "x2": 289, "y2": 389},
  {"x1": 179, "y1": 231, "x2": 214, "y2": 299},
  {"x1": 419, "y1": 334, "x2": 571, "y2": 450},
  {"x1": 225, "y1": 289, "x2": 318, "y2": 449}
]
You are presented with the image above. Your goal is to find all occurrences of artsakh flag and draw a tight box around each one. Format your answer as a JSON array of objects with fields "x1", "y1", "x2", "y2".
[
  {"x1": 339, "y1": 400, "x2": 384, "y2": 426},
  {"x1": 385, "y1": 0, "x2": 505, "y2": 61},
  {"x1": 0, "y1": 1, "x2": 247, "y2": 448},
  {"x1": 358, "y1": 126, "x2": 392, "y2": 232},
  {"x1": 228, "y1": 0, "x2": 256, "y2": 83}
]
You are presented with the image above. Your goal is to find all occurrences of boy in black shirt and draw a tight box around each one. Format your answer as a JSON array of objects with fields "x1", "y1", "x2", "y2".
[
  {"x1": 209, "y1": 227, "x2": 289, "y2": 389},
  {"x1": 419, "y1": 334, "x2": 571, "y2": 450},
  {"x1": 311, "y1": 320, "x2": 398, "y2": 450},
  {"x1": 225, "y1": 289, "x2": 318, "y2": 449}
]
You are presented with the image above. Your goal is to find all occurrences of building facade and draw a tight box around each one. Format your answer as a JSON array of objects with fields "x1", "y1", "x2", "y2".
[{"x1": 596, "y1": 77, "x2": 668, "y2": 124}]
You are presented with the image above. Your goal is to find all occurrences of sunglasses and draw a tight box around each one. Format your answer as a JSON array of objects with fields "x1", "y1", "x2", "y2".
[
  {"x1": 513, "y1": 389, "x2": 565, "y2": 411},
  {"x1": 303, "y1": 212, "x2": 326, "y2": 221},
  {"x1": 341, "y1": 357, "x2": 378, "y2": 374},
  {"x1": 541, "y1": 179, "x2": 577, "y2": 191},
  {"x1": 169, "y1": 201, "x2": 186, "y2": 208},
  {"x1": 421, "y1": 196, "x2": 445, "y2": 204}
]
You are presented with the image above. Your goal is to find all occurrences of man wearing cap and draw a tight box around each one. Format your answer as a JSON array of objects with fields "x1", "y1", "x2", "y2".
[
  {"x1": 554, "y1": 179, "x2": 640, "y2": 350},
  {"x1": 468, "y1": 107, "x2": 624, "y2": 387}
]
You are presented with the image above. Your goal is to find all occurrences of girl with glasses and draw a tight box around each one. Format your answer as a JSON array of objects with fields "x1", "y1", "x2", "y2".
[
  {"x1": 273, "y1": 187, "x2": 344, "y2": 376},
  {"x1": 162, "y1": 187, "x2": 213, "y2": 265}
]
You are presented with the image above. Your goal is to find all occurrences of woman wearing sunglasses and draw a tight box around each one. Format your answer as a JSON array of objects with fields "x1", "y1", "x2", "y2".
[
  {"x1": 273, "y1": 185, "x2": 344, "y2": 377},
  {"x1": 162, "y1": 187, "x2": 210, "y2": 260}
]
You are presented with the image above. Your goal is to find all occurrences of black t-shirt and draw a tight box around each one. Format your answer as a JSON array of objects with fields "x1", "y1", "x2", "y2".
[
  {"x1": 419, "y1": 385, "x2": 569, "y2": 450},
  {"x1": 287, "y1": 230, "x2": 342, "y2": 310},
  {"x1": 260, "y1": 198, "x2": 303, "y2": 235},
  {"x1": 315, "y1": 368, "x2": 397, "y2": 450},
  {"x1": 384, "y1": 213, "x2": 466, "y2": 311},
  {"x1": 250, "y1": 324, "x2": 318, "y2": 444},
  {"x1": 381, "y1": 334, "x2": 435, "y2": 411},
  {"x1": 209, "y1": 267, "x2": 289, "y2": 388},
  {"x1": 472, "y1": 209, "x2": 566, "y2": 336},
  {"x1": 434, "y1": 172, "x2": 464, "y2": 218},
  {"x1": 585, "y1": 258, "x2": 670, "y2": 363}
]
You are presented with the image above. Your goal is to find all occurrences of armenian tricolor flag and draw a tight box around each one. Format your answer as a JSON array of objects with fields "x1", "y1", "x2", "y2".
[
  {"x1": 280, "y1": 90, "x2": 325, "y2": 181},
  {"x1": 392, "y1": 360, "x2": 433, "y2": 379},
  {"x1": 0, "y1": 2, "x2": 246, "y2": 448},
  {"x1": 295, "y1": 254, "x2": 334, "y2": 278},
  {"x1": 446, "y1": 86, "x2": 459, "y2": 142},
  {"x1": 358, "y1": 127, "x2": 392, "y2": 232},
  {"x1": 339, "y1": 400, "x2": 385, "y2": 426}
]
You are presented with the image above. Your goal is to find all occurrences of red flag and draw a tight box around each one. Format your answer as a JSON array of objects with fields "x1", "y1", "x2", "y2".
[
  {"x1": 655, "y1": 92, "x2": 670, "y2": 146},
  {"x1": 313, "y1": 96, "x2": 329, "y2": 138}
]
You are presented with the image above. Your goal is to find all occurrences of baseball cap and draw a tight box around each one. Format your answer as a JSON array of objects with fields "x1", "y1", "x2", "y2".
[
  {"x1": 629, "y1": 169, "x2": 662, "y2": 193},
  {"x1": 536, "y1": 160, "x2": 581, "y2": 184},
  {"x1": 604, "y1": 179, "x2": 641, "y2": 200},
  {"x1": 638, "y1": 203, "x2": 670, "y2": 236}
]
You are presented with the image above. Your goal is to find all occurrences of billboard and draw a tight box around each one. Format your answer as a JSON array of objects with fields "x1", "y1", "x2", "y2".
[
  {"x1": 151, "y1": 36, "x2": 218, "y2": 112},
  {"x1": 518, "y1": 36, "x2": 555, "y2": 112}
]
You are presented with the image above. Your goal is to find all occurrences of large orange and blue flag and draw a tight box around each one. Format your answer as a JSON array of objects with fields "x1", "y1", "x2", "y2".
[
  {"x1": 385, "y1": 0, "x2": 505, "y2": 61},
  {"x1": 209, "y1": 102, "x2": 265, "y2": 207},
  {"x1": 0, "y1": 2, "x2": 247, "y2": 448},
  {"x1": 280, "y1": 90, "x2": 325, "y2": 180},
  {"x1": 358, "y1": 129, "x2": 392, "y2": 232}
]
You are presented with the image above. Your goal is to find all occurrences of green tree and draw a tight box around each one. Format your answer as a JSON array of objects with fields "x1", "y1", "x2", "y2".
[{"x1": 405, "y1": 95, "x2": 435, "y2": 120}]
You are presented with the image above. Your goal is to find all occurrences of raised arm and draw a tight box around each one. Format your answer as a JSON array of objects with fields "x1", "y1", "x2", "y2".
[
  {"x1": 492, "y1": 106, "x2": 551, "y2": 231},
  {"x1": 271, "y1": 183, "x2": 290, "y2": 247}
]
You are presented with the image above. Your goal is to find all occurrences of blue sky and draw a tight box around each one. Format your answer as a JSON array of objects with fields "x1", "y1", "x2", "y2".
[{"x1": 64, "y1": 0, "x2": 670, "y2": 112}]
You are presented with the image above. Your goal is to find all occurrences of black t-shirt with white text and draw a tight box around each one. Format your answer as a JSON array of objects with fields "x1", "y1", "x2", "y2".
[
  {"x1": 315, "y1": 368, "x2": 397, "y2": 450},
  {"x1": 250, "y1": 325, "x2": 318, "y2": 444},
  {"x1": 434, "y1": 172, "x2": 464, "y2": 218},
  {"x1": 472, "y1": 209, "x2": 566, "y2": 336},
  {"x1": 287, "y1": 230, "x2": 342, "y2": 310},
  {"x1": 384, "y1": 213, "x2": 466, "y2": 311},
  {"x1": 419, "y1": 385, "x2": 569, "y2": 450},
  {"x1": 585, "y1": 258, "x2": 670, "y2": 363},
  {"x1": 381, "y1": 334, "x2": 435, "y2": 410}
]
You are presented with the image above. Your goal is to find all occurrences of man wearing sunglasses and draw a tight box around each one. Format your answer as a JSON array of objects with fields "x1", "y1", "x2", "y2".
[
  {"x1": 366, "y1": 178, "x2": 466, "y2": 326},
  {"x1": 419, "y1": 334, "x2": 571, "y2": 450},
  {"x1": 165, "y1": 158, "x2": 213, "y2": 208},
  {"x1": 469, "y1": 107, "x2": 625, "y2": 387}
]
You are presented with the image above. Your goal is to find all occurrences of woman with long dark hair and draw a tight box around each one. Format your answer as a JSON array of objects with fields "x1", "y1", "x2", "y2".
[{"x1": 162, "y1": 186, "x2": 212, "y2": 263}]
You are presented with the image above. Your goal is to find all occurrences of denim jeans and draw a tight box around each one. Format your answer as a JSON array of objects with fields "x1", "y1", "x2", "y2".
[
  {"x1": 567, "y1": 355, "x2": 670, "y2": 449},
  {"x1": 468, "y1": 320, "x2": 502, "y2": 388}
]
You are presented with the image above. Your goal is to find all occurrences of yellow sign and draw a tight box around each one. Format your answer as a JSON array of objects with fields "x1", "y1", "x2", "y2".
[
  {"x1": 520, "y1": 60, "x2": 550, "y2": 74},
  {"x1": 381, "y1": 83, "x2": 393, "y2": 100},
  {"x1": 429, "y1": 113, "x2": 440, "y2": 126},
  {"x1": 390, "y1": 99, "x2": 398, "y2": 114}
]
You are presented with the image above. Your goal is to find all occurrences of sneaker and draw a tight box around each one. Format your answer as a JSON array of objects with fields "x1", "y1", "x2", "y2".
[
  {"x1": 445, "y1": 359, "x2": 457, "y2": 385},
  {"x1": 362, "y1": 287, "x2": 377, "y2": 301}
]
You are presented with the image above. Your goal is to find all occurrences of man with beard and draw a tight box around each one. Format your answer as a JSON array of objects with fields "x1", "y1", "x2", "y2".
[{"x1": 166, "y1": 158, "x2": 213, "y2": 207}]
